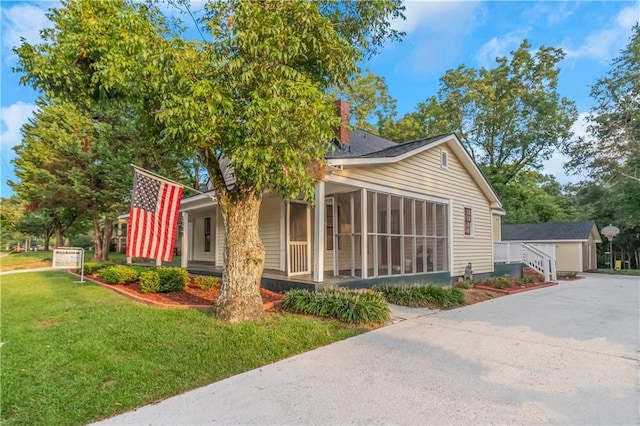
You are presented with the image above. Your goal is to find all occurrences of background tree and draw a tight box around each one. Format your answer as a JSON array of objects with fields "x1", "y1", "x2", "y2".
[
  {"x1": 566, "y1": 24, "x2": 639, "y2": 184},
  {"x1": 496, "y1": 171, "x2": 577, "y2": 224},
  {"x1": 381, "y1": 40, "x2": 577, "y2": 187},
  {"x1": 339, "y1": 68, "x2": 397, "y2": 133},
  {"x1": 15, "y1": 209, "x2": 54, "y2": 250},
  {"x1": 567, "y1": 180, "x2": 640, "y2": 268},
  {"x1": 13, "y1": 0, "x2": 188, "y2": 261},
  {"x1": 0, "y1": 197, "x2": 25, "y2": 250}
]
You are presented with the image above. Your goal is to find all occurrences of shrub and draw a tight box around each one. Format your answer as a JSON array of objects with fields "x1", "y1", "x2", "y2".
[
  {"x1": 522, "y1": 274, "x2": 536, "y2": 284},
  {"x1": 156, "y1": 267, "x2": 189, "y2": 292},
  {"x1": 453, "y1": 279, "x2": 474, "y2": 289},
  {"x1": 558, "y1": 271, "x2": 577, "y2": 279},
  {"x1": 488, "y1": 274, "x2": 511, "y2": 289},
  {"x1": 83, "y1": 262, "x2": 110, "y2": 275},
  {"x1": 193, "y1": 275, "x2": 219, "y2": 290},
  {"x1": 374, "y1": 284, "x2": 465, "y2": 309},
  {"x1": 282, "y1": 287, "x2": 390, "y2": 325},
  {"x1": 139, "y1": 271, "x2": 161, "y2": 293},
  {"x1": 100, "y1": 265, "x2": 140, "y2": 284}
]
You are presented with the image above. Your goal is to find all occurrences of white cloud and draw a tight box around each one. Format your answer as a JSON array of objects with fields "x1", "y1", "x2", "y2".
[
  {"x1": 392, "y1": 1, "x2": 484, "y2": 35},
  {"x1": 527, "y1": 2, "x2": 580, "y2": 26},
  {"x1": 476, "y1": 29, "x2": 530, "y2": 68},
  {"x1": 570, "y1": 111, "x2": 590, "y2": 141},
  {"x1": 390, "y1": 1, "x2": 485, "y2": 74},
  {"x1": 1, "y1": 2, "x2": 53, "y2": 64},
  {"x1": 563, "y1": 3, "x2": 640, "y2": 61},
  {"x1": 1, "y1": 102, "x2": 36, "y2": 149}
]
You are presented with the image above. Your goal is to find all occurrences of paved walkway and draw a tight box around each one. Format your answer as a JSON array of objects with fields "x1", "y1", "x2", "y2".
[
  {"x1": 0, "y1": 266, "x2": 54, "y2": 275},
  {"x1": 96, "y1": 273, "x2": 639, "y2": 425}
]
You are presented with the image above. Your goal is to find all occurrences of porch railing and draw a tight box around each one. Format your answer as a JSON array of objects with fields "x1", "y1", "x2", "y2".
[
  {"x1": 494, "y1": 242, "x2": 523, "y2": 263},
  {"x1": 289, "y1": 241, "x2": 309, "y2": 275},
  {"x1": 523, "y1": 243, "x2": 557, "y2": 282},
  {"x1": 494, "y1": 242, "x2": 557, "y2": 282}
]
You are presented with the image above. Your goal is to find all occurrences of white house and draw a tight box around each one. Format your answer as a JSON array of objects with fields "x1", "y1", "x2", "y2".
[{"x1": 177, "y1": 107, "x2": 505, "y2": 289}]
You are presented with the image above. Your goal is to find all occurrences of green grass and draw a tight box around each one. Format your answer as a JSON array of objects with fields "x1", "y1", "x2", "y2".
[
  {"x1": 1, "y1": 271, "x2": 364, "y2": 425},
  {"x1": 595, "y1": 268, "x2": 640, "y2": 276},
  {"x1": 373, "y1": 284, "x2": 465, "y2": 309},
  {"x1": 282, "y1": 287, "x2": 390, "y2": 325},
  {"x1": 0, "y1": 251, "x2": 52, "y2": 269}
]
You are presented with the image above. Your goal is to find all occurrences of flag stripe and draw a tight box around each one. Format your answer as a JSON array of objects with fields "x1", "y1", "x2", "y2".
[{"x1": 126, "y1": 170, "x2": 183, "y2": 262}]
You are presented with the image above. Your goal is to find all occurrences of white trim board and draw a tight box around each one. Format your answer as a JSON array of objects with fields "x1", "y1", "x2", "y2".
[{"x1": 325, "y1": 174, "x2": 450, "y2": 205}]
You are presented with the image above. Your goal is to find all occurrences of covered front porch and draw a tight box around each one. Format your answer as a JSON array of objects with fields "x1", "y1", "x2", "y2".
[{"x1": 178, "y1": 178, "x2": 453, "y2": 289}]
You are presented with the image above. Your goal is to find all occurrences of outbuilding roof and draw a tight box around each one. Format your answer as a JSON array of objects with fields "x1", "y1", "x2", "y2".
[{"x1": 501, "y1": 221, "x2": 600, "y2": 242}]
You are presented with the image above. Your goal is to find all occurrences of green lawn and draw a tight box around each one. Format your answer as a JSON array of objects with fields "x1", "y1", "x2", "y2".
[
  {"x1": 0, "y1": 251, "x2": 165, "y2": 271},
  {"x1": 594, "y1": 268, "x2": 640, "y2": 276},
  {"x1": 1, "y1": 271, "x2": 364, "y2": 425},
  {"x1": 0, "y1": 251, "x2": 52, "y2": 269}
]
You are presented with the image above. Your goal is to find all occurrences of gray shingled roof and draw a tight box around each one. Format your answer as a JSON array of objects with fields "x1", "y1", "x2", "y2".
[
  {"x1": 326, "y1": 129, "x2": 398, "y2": 158},
  {"x1": 501, "y1": 221, "x2": 597, "y2": 241},
  {"x1": 326, "y1": 130, "x2": 454, "y2": 159},
  {"x1": 360, "y1": 133, "x2": 452, "y2": 158}
]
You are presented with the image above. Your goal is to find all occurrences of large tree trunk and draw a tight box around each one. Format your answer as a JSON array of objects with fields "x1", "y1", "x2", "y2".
[
  {"x1": 101, "y1": 219, "x2": 112, "y2": 261},
  {"x1": 54, "y1": 228, "x2": 63, "y2": 249},
  {"x1": 214, "y1": 189, "x2": 265, "y2": 322},
  {"x1": 92, "y1": 214, "x2": 103, "y2": 261}
]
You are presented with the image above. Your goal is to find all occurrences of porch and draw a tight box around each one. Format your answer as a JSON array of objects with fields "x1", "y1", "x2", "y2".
[
  {"x1": 177, "y1": 181, "x2": 452, "y2": 285},
  {"x1": 170, "y1": 260, "x2": 452, "y2": 293}
]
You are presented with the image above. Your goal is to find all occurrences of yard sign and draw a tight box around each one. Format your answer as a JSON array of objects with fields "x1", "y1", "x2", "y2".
[{"x1": 53, "y1": 247, "x2": 85, "y2": 282}]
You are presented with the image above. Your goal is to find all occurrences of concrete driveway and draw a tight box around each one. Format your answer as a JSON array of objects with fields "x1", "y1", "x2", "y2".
[{"x1": 96, "y1": 273, "x2": 639, "y2": 425}]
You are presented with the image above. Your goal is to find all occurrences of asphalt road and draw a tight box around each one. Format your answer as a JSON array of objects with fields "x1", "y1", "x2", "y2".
[{"x1": 96, "y1": 273, "x2": 639, "y2": 425}]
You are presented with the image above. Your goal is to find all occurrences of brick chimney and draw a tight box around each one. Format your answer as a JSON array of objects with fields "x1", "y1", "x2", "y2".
[{"x1": 334, "y1": 98, "x2": 350, "y2": 146}]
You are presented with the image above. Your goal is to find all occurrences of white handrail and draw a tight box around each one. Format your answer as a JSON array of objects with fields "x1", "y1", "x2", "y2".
[
  {"x1": 522, "y1": 243, "x2": 557, "y2": 281},
  {"x1": 493, "y1": 242, "x2": 557, "y2": 282}
]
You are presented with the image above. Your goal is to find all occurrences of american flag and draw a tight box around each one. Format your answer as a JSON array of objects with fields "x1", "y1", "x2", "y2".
[{"x1": 126, "y1": 169, "x2": 183, "y2": 262}]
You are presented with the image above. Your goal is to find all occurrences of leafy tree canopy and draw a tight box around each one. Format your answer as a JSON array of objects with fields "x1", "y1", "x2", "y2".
[
  {"x1": 12, "y1": 0, "x2": 190, "y2": 260},
  {"x1": 380, "y1": 40, "x2": 578, "y2": 187},
  {"x1": 337, "y1": 68, "x2": 397, "y2": 134},
  {"x1": 566, "y1": 24, "x2": 640, "y2": 184},
  {"x1": 497, "y1": 171, "x2": 577, "y2": 224}
]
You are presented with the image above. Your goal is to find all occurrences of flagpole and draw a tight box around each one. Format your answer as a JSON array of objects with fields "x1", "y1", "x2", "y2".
[{"x1": 131, "y1": 164, "x2": 215, "y2": 200}]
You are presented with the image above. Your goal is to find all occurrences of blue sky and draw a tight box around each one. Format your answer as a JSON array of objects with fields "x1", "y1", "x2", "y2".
[{"x1": 2, "y1": 1, "x2": 639, "y2": 197}]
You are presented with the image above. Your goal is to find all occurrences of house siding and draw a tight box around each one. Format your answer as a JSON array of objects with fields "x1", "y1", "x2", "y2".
[
  {"x1": 555, "y1": 242, "x2": 582, "y2": 272},
  {"x1": 259, "y1": 195, "x2": 283, "y2": 271},
  {"x1": 492, "y1": 214, "x2": 502, "y2": 242},
  {"x1": 330, "y1": 145, "x2": 494, "y2": 276}
]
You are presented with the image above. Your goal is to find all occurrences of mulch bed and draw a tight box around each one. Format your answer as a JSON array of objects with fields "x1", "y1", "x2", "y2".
[
  {"x1": 73, "y1": 271, "x2": 284, "y2": 310},
  {"x1": 462, "y1": 288, "x2": 505, "y2": 304},
  {"x1": 474, "y1": 281, "x2": 557, "y2": 294},
  {"x1": 110, "y1": 281, "x2": 284, "y2": 307}
]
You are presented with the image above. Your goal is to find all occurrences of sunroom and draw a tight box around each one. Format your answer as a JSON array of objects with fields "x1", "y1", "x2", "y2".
[
  {"x1": 175, "y1": 179, "x2": 451, "y2": 288},
  {"x1": 303, "y1": 181, "x2": 450, "y2": 283}
]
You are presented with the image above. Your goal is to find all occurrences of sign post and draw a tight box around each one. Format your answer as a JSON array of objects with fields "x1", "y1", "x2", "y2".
[
  {"x1": 53, "y1": 247, "x2": 85, "y2": 282},
  {"x1": 601, "y1": 225, "x2": 620, "y2": 271}
]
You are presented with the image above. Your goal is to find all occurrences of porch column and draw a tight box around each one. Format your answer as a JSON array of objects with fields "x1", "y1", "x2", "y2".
[
  {"x1": 313, "y1": 182, "x2": 325, "y2": 283},
  {"x1": 361, "y1": 188, "x2": 368, "y2": 279},
  {"x1": 181, "y1": 211, "x2": 189, "y2": 268}
]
